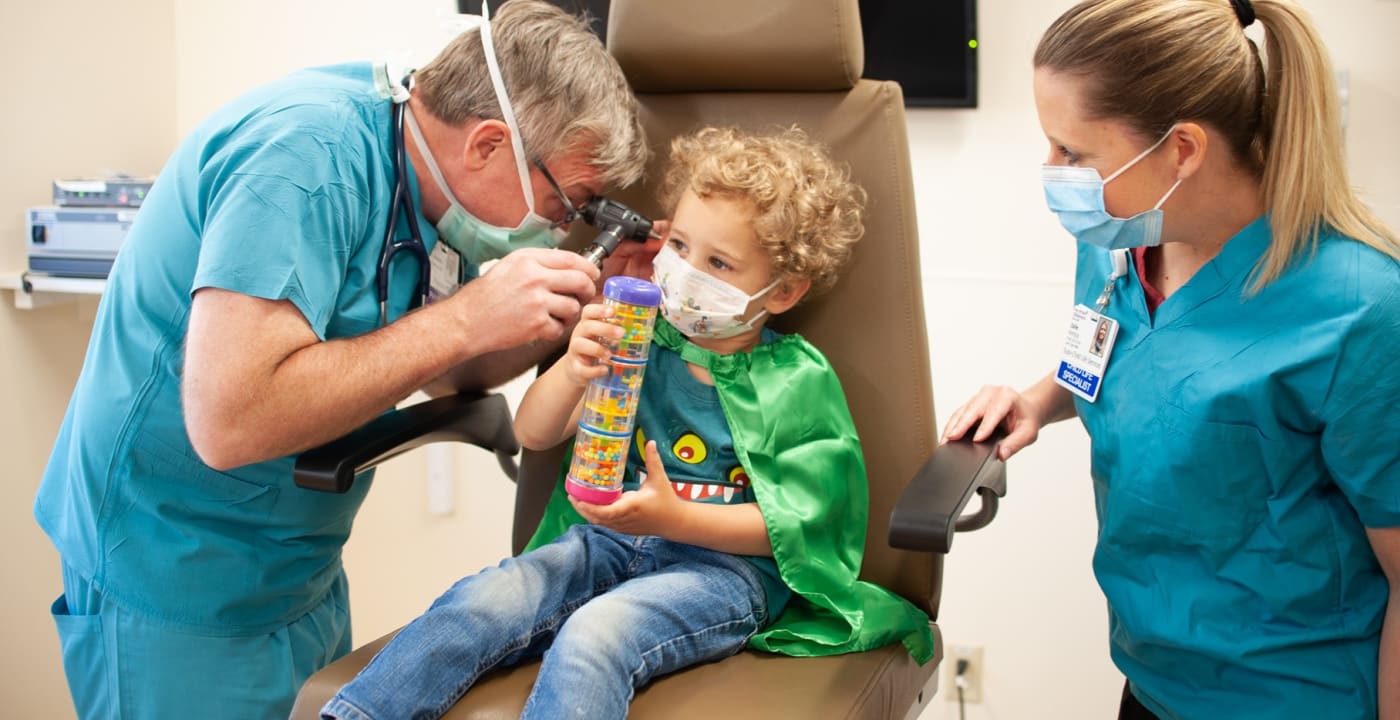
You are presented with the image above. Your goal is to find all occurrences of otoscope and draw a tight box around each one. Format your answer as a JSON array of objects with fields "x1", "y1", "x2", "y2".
[{"x1": 577, "y1": 197, "x2": 663, "y2": 268}]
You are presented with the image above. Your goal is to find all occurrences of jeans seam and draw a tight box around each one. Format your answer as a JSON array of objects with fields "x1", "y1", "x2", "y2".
[
  {"x1": 628, "y1": 616, "x2": 757, "y2": 687},
  {"x1": 322, "y1": 698, "x2": 374, "y2": 720}
]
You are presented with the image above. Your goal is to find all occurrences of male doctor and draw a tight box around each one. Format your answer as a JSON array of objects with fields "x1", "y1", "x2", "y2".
[{"x1": 35, "y1": 2, "x2": 652, "y2": 718}]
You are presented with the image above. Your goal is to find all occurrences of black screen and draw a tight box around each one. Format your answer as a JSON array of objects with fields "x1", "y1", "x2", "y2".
[
  {"x1": 464, "y1": 1, "x2": 978, "y2": 108},
  {"x1": 858, "y1": 0, "x2": 978, "y2": 107}
]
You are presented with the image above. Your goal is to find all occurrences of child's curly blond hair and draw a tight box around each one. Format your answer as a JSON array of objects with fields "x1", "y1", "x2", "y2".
[{"x1": 658, "y1": 126, "x2": 865, "y2": 296}]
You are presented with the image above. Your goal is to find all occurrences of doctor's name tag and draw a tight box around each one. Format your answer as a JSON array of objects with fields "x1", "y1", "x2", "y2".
[
  {"x1": 1054, "y1": 304, "x2": 1119, "y2": 403},
  {"x1": 427, "y1": 242, "x2": 463, "y2": 303}
]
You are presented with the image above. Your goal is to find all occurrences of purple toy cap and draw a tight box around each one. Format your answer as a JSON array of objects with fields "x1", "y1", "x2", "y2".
[{"x1": 603, "y1": 276, "x2": 661, "y2": 307}]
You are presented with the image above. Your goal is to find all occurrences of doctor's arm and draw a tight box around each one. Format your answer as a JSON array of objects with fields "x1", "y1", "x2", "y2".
[
  {"x1": 423, "y1": 237, "x2": 665, "y2": 396},
  {"x1": 183, "y1": 248, "x2": 597, "y2": 471},
  {"x1": 1366, "y1": 526, "x2": 1400, "y2": 718}
]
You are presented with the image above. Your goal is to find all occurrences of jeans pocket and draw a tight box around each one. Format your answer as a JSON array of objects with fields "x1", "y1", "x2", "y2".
[{"x1": 51, "y1": 593, "x2": 115, "y2": 720}]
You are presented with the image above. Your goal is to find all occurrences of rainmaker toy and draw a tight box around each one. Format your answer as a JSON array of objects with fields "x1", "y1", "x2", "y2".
[{"x1": 566, "y1": 276, "x2": 661, "y2": 505}]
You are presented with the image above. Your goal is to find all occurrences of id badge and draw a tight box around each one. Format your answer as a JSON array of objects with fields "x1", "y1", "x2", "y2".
[
  {"x1": 427, "y1": 242, "x2": 463, "y2": 303},
  {"x1": 1053, "y1": 304, "x2": 1119, "y2": 403}
]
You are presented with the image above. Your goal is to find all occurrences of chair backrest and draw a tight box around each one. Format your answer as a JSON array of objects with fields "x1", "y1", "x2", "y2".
[{"x1": 514, "y1": 0, "x2": 942, "y2": 618}]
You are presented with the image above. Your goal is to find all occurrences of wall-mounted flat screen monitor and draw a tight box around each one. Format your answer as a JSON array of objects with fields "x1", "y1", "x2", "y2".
[{"x1": 463, "y1": 1, "x2": 978, "y2": 108}]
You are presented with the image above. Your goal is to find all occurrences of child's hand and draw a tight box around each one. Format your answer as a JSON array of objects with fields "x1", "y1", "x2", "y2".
[
  {"x1": 563, "y1": 303, "x2": 623, "y2": 387},
  {"x1": 571, "y1": 441, "x2": 684, "y2": 537}
]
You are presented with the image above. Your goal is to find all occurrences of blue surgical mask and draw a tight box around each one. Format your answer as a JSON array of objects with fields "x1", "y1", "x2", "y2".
[
  {"x1": 1041, "y1": 127, "x2": 1182, "y2": 250},
  {"x1": 402, "y1": 6, "x2": 565, "y2": 266}
]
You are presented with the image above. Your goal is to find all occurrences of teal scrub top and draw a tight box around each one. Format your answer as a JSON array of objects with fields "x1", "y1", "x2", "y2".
[
  {"x1": 34, "y1": 62, "x2": 440, "y2": 635},
  {"x1": 1074, "y1": 216, "x2": 1400, "y2": 719}
]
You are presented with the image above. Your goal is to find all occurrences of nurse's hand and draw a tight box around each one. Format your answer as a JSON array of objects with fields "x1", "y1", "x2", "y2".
[
  {"x1": 942, "y1": 377, "x2": 1071, "y2": 460},
  {"x1": 453, "y1": 247, "x2": 600, "y2": 349}
]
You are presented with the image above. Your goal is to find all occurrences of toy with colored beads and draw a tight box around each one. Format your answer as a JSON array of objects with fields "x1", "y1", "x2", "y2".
[{"x1": 566, "y1": 277, "x2": 661, "y2": 505}]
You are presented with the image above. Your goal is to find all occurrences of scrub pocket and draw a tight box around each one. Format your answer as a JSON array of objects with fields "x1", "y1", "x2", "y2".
[
  {"x1": 1110, "y1": 405, "x2": 1274, "y2": 545},
  {"x1": 49, "y1": 565, "x2": 351, "y2": 720},
  {"x1": 51, "y1": 567, "x2": 116, "y2": 720}
]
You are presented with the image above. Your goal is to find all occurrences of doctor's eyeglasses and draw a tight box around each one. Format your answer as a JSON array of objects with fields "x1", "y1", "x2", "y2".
[{"x1": 534, "y1": 158, "x2": 587, "y2": 228}]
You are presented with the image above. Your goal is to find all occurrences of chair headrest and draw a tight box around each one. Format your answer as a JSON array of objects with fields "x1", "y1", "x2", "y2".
[{"x1": 607, "y1": 0, "x2": 865, "y2": 93}]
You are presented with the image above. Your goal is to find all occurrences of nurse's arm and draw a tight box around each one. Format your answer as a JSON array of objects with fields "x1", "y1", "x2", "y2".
[{"x1": 1366, "y1": 525, "x2": 1400, "y2": 718}]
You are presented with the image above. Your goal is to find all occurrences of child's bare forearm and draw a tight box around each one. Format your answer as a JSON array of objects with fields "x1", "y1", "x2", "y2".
[
  {"x1": 514, "y1": 360, "x2": 585, "y2": 450},
  {"x1": 665, "y1": 501, "x2": 773, "y2": 557}
]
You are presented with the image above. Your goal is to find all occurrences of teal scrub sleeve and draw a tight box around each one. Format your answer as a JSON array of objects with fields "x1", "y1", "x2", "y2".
[
  {"x1": 193, "y1": 108, "x2": 371, "y2": 340},
  {"x1": 1322, "y1": 275, "x2": 1400, "y2": 528}
]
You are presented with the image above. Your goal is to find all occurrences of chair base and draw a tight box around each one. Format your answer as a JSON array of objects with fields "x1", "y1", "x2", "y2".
[{"x1": 292, "y1": 625, "x2": 942, "y2": 720}]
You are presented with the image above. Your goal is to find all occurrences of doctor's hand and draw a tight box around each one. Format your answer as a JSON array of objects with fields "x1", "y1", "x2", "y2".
[
  {"x1": 571, "y1": 441, "x2": 684, "y2": 538},
  {"x1": 450, "y1": 248, "x2": 599, "y2": 351},
  {"x1": 942, "y1": 384, "x2": 1047, "y2": 461},
  {"x1": 598, "y1": 219, "x2": 667, "y2": 285},
  {"x1": 561, "y1": 303, "x2": 623, "y2": 387}
]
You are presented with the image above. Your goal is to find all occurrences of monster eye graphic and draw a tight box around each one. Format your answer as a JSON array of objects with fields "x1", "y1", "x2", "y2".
[
  {"x1": 727, "y1": 466, "x2": 750, "y2": 486},
  {"x1": 672, "y1": 432, "x2": 708, "y2": 464}
]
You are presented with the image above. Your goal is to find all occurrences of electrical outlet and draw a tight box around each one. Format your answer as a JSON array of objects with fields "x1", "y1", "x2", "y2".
[{"x1": 945, "y1": 644, "x2": 984, "y2": 704}]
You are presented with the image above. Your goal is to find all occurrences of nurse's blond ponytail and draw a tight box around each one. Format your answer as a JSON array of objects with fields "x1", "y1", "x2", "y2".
[
  {"x1": 1249, "y1": 1, "x2": 1396, "y2": 285},
  {"x1": 1035, "y1": 0, "x2": 1398, "y2": 290}
]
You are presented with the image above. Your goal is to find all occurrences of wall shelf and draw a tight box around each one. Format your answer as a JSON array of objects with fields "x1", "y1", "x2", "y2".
[{"x1": 0, "y1": 271, "x2": 106, "y2": 309}]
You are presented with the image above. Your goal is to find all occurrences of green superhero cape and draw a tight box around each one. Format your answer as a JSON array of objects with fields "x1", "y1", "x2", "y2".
[{"x1": 525, "y1": 319, "x2": 934, "y2": 664}]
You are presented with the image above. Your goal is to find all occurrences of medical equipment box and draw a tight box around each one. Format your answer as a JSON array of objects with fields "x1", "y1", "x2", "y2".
[
  {"x1": 52, "y1": 177, "x2": 154, "y2": 207},
  {"x1": 26, "y1": 206, "x2": 135, "y2": 278}
]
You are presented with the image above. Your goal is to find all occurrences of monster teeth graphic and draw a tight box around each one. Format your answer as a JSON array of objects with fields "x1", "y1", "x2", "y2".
[
  {"x1": 690, "y1": 484, "x2": 703, "y2": 500},
  {"x1": 674, "y1": 482, "x2": 686, "y2": 494},
  {"x1": 723, "y1": 487, "x2": 735, "y2": 502}
]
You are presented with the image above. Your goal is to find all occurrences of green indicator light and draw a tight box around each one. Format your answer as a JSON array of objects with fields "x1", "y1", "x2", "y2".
[{"x1": 968, "y1": 39, "x2": 979, "y2": 49}]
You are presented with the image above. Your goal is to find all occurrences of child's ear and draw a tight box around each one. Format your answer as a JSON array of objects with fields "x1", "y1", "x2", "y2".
[{"x1": 764, "y1": 277, "x2": 811, "y2": 316}]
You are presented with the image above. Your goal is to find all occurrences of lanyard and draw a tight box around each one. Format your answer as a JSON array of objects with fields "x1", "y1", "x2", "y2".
[{"x1": 1094, "y1": 249, "x2": 1130, "y2": 312}]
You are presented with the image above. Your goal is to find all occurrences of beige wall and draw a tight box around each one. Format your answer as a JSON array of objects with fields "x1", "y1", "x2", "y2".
[
  {"x1": 0, "y1": 1, "x2": 176, "y2": 716},
  {"x1": 5, "y1": 0, "x2": 1397, "y2": 717}
]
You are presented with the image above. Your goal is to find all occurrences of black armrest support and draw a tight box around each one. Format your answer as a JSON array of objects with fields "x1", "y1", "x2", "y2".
[
  {"x1": 888, "y1": 436, "x2": 1007, "y2": 554},
  {"x1": 294, "y1": 393, "x2": 520, "y2": 493}
]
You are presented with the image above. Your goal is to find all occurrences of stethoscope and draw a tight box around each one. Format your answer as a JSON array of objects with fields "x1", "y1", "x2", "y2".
[{"x1": 377, "y1": 75, "x2": 430, "y2": 326}]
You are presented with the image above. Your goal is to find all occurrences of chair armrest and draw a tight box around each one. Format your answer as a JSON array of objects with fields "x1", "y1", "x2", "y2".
[
  {"x1": 888, "y1": 436, "x2": 1007, "y2": 554},
  {"x1": 293, "y1": 393, "x2": 520, "y2": 493}
]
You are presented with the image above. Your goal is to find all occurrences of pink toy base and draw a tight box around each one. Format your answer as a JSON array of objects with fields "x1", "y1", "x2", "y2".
[{"x1": 566, "y1": 480, "x2": 622, "y2": 505}]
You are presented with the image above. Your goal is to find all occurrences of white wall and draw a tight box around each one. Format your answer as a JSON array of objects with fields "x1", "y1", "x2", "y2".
[
  {"x1": 0, "y1": 1, "x2": 176, "y2": 716},
  {"x1": 911, "y1": 0, "x2": 1117, "y2": 714},
  {"x1": 6, "y1": 0, "x2": 1397, "y2": 717}
]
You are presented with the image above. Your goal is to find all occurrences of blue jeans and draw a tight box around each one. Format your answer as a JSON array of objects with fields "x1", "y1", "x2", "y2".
[{"x1": 322, "y1": 525, "x2": 770, "y2": 720}]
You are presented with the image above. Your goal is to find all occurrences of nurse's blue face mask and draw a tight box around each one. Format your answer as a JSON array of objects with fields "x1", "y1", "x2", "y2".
[{"x1": 1041, "y1": 126, "x2": 1182, "y2": 250}]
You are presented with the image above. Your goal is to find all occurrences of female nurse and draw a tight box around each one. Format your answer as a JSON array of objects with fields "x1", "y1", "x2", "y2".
[{"x1": 943, "y1": 1, "x2": 1400, "y2": 718}]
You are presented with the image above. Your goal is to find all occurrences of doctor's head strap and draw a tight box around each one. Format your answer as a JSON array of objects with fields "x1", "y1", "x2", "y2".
[{"x1": 411, "y1": 0, "x2": 647, "y2": 189}]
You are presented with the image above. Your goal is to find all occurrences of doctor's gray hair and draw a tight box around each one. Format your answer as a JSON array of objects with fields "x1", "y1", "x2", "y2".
[
  {"x1": 414, "y1": 0, "x2": 647, "y2": 189},
  {"x1": 1035, "y1": 0, "x2": 1397, "y2": 290}
]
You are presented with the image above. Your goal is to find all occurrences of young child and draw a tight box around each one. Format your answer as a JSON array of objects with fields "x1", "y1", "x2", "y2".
[{"x1": 320, "y1": 126, "x2": 933, "y2": 720}]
